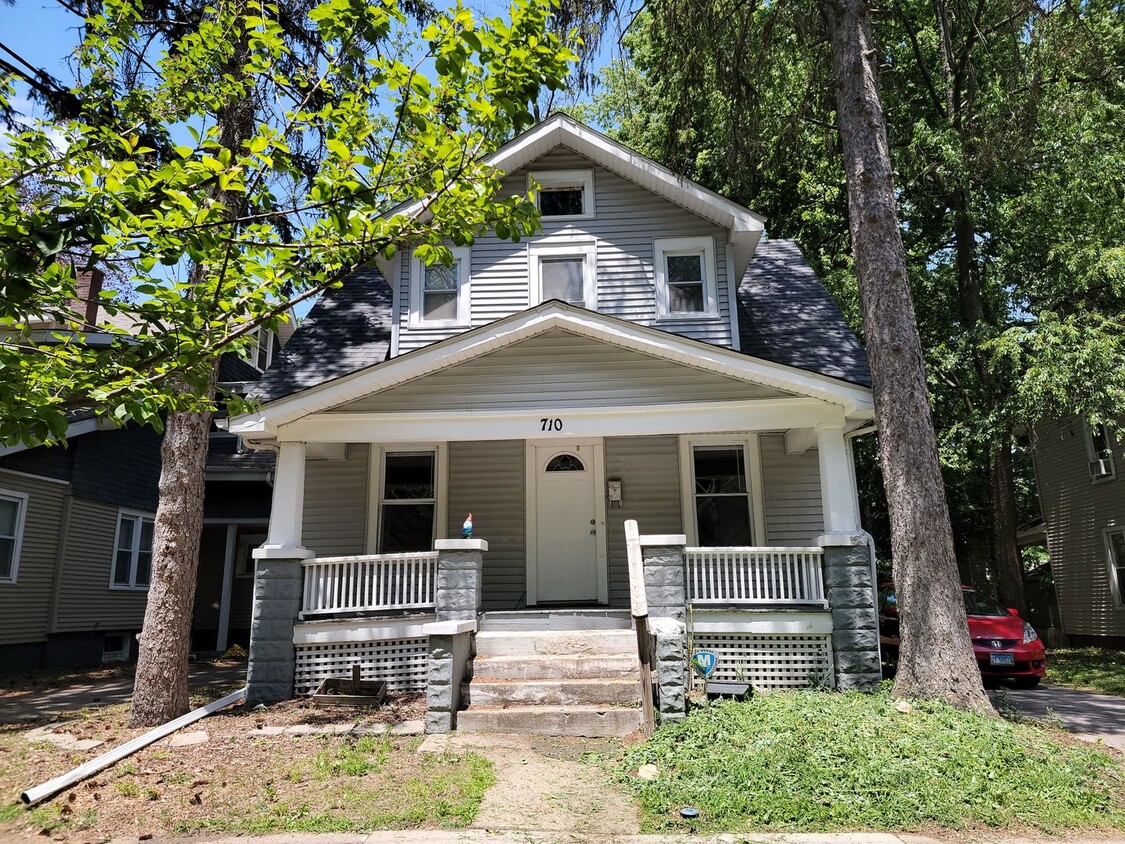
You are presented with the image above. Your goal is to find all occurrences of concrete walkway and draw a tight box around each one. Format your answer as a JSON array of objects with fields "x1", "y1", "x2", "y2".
[
  {"x1": 989, "y1": 683, "x2": 1125, "y2": 752},
  {"x1": 0, "y1": 662, "x2": 245, "y2": 723}
]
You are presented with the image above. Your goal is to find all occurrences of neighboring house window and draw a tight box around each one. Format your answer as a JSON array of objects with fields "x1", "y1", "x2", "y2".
[
  {"x1": 692, "y1": 445, "x2": 753, "y2": 546},
  {"x1": 410, "y1": 247, "x2": 471, "y2": 326},
  {"x1": 0, "y1": 490, "x2": 28, "y2": 583},
  {"x1": 528, "y1": 169, "x2": 595, "y2": 220},
  {"x1": 112, "y1": 511, "x2": 154, "y2": 589},
  {"x1": 378, "y1": 452, "x2": 437, "y2": 553},
  {"x1": 529, "y1": 240, "x2": 597, "y2": 310},
  {"x1": 1107, "y1": 528, "x2": 1125, "y2": 607},
  {"x1": 654, "y1": 236, "x2": 718, "y2": 318},
  {"x1": 1086, "y1": 422, "x2": 1116, "y2": 480},
  {"x1": 244, "y1": 328, "x2": 275, "y2": 372}
]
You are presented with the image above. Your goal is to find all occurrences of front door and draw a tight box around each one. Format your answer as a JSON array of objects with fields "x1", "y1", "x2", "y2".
[{"x1": 532, "y1": 442, "x2": 602, "y2": 603}]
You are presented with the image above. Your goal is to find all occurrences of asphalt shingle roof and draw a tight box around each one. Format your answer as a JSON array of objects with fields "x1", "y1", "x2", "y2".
[
  {"x1": 250, "y1": 240, "x2": 870, "y2": 405},
  {"x1": 251, "y1": 266, "x2": 393, "y2": 403},
  {"x1": 737, "y1": 239, "x2": 870, "y2": 387}
]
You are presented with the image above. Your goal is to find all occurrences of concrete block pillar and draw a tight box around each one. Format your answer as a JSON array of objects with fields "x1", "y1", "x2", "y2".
[
  {"x1": 819, "y1": 533, "x2": 881, "y2": 691},
  {"x1": 639, "y1": 535, "x2": 687, "y2": 623},
  {"x1": 639, "y1": 534, "x2": 688, "y2": 721},
  {"x1": 651, "y1": 617, "x2": 688, "y2": 724},
  {"x1": 434, "y1": 539, "x2": 487, "y2": 623},
  {"x1": 425, "y1": 625, "x2": 474, "y2": 734},
  {"x1": 247, "y1": 549, "x2": 312, "y2": 704}
]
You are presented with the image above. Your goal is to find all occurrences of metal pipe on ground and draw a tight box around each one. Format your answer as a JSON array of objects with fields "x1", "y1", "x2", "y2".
[{"x1": 20, "y1": 686, "x2": 247, "y2": 806}]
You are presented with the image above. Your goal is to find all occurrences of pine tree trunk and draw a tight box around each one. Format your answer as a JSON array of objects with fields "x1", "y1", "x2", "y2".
[
  {"x1": 129, "y1": 372, "x2": 218, "y2": 725},
  {"x1": 990, "y1": 439, "x2": 1027, "y2": 615},
  {"x1": 822, "y1": 0, "x2": 992, "y2": 712}
]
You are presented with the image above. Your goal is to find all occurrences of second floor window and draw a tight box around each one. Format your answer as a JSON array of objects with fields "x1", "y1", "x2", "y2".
[
  {"x1": 410, "y1": 247, "x2": 471, "y2": 326},
  {"x1": 1086, "y1": 422, "x2": 1116, "y2": 481},
  {"x1": 654, "y1": 236, "x2": 718, "y2": 318},
  {"x1": 530, "y1": 240, "x2": 597, "y2": 310},
  {"x1": 113, "y1": 511, "x2": 154, "y2": 589}
]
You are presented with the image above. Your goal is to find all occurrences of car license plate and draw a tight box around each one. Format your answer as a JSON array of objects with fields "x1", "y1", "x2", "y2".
[{"x1": 989, "y1": 653, "x2": 1015, "y2": 666}]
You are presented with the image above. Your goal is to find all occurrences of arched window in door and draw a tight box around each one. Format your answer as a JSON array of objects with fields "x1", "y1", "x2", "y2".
[{"x1": 545, "y1": 453, "x2": 585, "y2": 472}]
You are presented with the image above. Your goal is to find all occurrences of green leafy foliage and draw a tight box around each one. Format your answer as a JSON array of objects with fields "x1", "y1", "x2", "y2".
[
  {"x1": 0, "y1": 0, "x2": 576, "y2": 447},
  {"x1": 622, "y1": 691, "x2": 1125, "y2": 833},
  {"x1": 1045, "y1": 648, "x2": 1125, "y2": 697}
]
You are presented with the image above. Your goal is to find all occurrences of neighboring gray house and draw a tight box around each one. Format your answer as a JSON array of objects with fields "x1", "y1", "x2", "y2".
[
  {"x1": 0, "y1": 279, "x2": 289, "y2": 670},
  {"x1": 1031, "y1": 417, "x2": 1125, "y2": 647},
  {"x1": 227, "y1": 115, "x2": 881, "y2": 734}
]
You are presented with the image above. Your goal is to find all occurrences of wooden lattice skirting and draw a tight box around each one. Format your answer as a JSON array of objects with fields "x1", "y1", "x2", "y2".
[
  {"x1": 294, "y1": 637, "x2": 428, "y2": 696},
  {"x1": 690, "y1": 633, "x2": 834, "y2": 690}
]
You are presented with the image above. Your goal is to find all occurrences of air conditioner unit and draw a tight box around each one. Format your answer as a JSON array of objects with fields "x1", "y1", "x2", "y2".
[{"x1": 1090, "y1": 458, "x2": 1114, "y2": 478}]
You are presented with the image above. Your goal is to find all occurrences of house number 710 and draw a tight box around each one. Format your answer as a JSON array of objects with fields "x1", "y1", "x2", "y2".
[{"x1": 540, "y1": 418, "x2": 563, "y2": 432}]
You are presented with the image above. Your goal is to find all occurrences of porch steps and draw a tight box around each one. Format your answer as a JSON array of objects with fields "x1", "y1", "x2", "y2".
[{"x1": 459, "y1": 624, "x2": 644, "y2": 738}]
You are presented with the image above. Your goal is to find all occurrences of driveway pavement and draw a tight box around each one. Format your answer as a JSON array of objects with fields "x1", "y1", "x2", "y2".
[
  {"x1": 0, "y1": 661, "x2": 245, "y2": 723},
  {"x1": 989, "y1": 682, "x2": 1125, "y2": 751}
]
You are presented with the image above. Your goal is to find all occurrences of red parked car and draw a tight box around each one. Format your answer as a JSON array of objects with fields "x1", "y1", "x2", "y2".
[{"x1": 878, "y1": 584, "x2": 1047, "y2": 687}]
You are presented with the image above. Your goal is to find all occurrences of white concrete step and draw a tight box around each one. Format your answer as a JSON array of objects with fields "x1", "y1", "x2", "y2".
[
  {"x1": 474, "y1": 629, "x2": 637, "y2": 658},
  {"x1": 473, "y1": 653, "x2": 641, "y2": 681},
  {"x1": 456, "y1": 705, "x2": 642, "y2": 737},
  {"x1": 470, "y1": 678, "x2": 642, "y2": 707},
  {"x1": 479, "y1": 610, "x2": 632, "y2": 632}
]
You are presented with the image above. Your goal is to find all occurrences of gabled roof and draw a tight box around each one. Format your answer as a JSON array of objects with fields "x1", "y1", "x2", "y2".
[
  {"x1": 234, "y1": 299, "x2": 872, "y2": 436},
  {"x1": 738, "y1": 240, "x2": 870, "y2": 387},
  {"x1": 397, "y1": 113, "x2": 767, "y2": 279}
]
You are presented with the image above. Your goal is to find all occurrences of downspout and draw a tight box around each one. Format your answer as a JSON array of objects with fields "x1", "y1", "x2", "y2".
[{"x1": 21, "y1": 687, "x2": 247, "y2": 806}]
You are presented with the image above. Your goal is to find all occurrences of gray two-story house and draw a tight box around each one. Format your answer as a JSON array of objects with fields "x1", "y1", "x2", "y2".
[{"x1": 227, "y1": 114, "x2": 881, "y2": 735}]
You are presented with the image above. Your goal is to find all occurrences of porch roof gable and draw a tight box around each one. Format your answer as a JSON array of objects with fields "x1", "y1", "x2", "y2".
[{"x1": 229, "y1": 301, "x2": 873, "y2": 436}]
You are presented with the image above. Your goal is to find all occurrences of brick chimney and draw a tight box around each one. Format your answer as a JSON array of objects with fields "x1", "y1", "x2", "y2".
[{"x1": 73, "y1": 268, "x2": 104, "y2": 328}]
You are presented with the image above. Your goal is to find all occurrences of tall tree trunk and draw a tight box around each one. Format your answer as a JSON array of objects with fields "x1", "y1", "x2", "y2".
[
  {"x1": 129, "y1": 22, "x2": 255, "y2": 727},
  {"x1": 130, "y1": 372, "x2": 218, "y2": 725},
  {"x1": 990, "y1": 438, "x2": 1026, "y2": 615},
  {"x1": 822, "y1": 0, "x2": 992, "y2": 712}
]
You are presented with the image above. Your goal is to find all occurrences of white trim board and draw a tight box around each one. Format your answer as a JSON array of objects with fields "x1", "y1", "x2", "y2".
[{"x1": 228, "y1": 302, "x2": 873, "y2": 435}]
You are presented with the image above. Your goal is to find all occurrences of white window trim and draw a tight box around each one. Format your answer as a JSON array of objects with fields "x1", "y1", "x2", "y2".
[
  {"x1": 409, "y1": 246, "x2": 472, "y2": 328},
  {"x1": 365, "y1": 444, "x2": 448, "y2": 555},
  {"x1": 110, "y1": 509, "x2": 155, "y2": 590},
  {"x1": 1085, "y1": 422, "x2": 1117, "y2": 482},
  {"x1": 0, "y1": 489, "x2": 28, "y2": 584},
  {"x1": 529, "y1": 239, "x2": 598, "y2": 311},
  {"x1": 242, "y1": 327, "x2": 275, "y2": 372},
  {"x1": 1105, "y1": 525, "x2": 1125, "y2": 609},
  {"x1": 654, "y1": 236, "x2": 719, "y2": 320},
  {"x1": 527, "y1": 169, "x2": 595, "y2": 220},
  {"x1": 677, "y1": 435, "x2": 766, "y2": 546}
]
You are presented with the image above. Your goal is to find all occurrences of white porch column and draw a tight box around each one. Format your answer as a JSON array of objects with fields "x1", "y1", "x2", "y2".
[
  {"x1": 817, "y1": 423, "x2": 858, "y2": 533},
  {"x1": 256, "y1": 440, "x2": 311, "y2": 558}
]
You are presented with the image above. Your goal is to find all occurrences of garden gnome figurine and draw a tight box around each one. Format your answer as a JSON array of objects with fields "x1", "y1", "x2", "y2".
[{"x1": 462, "y1": 513, "x2": 473, "y2": 538}]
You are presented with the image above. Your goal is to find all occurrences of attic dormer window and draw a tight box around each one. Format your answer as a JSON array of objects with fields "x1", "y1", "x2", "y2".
[{"x1": 529, "y1": 169, "x2": 595, "y2": 220}]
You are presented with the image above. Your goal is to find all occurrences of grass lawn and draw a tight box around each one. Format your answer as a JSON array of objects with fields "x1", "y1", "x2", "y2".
[
  {"x1": 1047, "y1": 647, "x2": 1125, "y2": 696},
  {"x1": 621, "y1": 689, "x2": 1125, "y2": 835},
  {"x1": 0, "y1": 696, "x2": 493, "y2": 842}
]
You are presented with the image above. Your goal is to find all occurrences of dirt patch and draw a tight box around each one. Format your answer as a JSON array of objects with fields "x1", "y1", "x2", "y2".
[
  {"x1": 0, "y1": 693, "x2": 492, "y2": 843},
  {"x1": 438, "y1": 733, "x2": 641, "y2": 836}
]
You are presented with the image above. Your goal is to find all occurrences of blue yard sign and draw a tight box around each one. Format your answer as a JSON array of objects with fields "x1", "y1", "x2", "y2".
[{"x1": 691, "y1": 650, "x2": 717, "y2": 677}]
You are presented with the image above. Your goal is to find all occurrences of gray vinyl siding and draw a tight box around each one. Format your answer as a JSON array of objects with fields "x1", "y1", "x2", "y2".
[
  {"x1": 759, "y1": 434, "x2": 825, "y2": 545},
  {"x1": 447, "y1": 440, "x2": 526, "y2": 610},
  {"x1": 338, "y1": 329, "x2": 784, "y2": 414},
  {"x1": 605, "y1": 437, "x2": 683, "y2": 606},
  {"x1": 396, "y1": 147, "x2": 735, "y2": 353},
  {"x1": 1033, "y1": 417, "x2": 1125, "y2": 638},
  {"x1": 0, "y1": 472, "x2": 67, "y2": 646},
  {"x1": 54, "y1": 497, "x2": 148, "y2": 633},
  {"x1": 302, "y1": 444, "x2": 370, "y2": 557}
]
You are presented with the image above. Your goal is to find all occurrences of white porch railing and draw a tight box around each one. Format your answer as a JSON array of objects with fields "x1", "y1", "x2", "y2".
[
  {"x1": 301, "y1": 552, "x2": 439, "y2": 616},
  {"x1": 685, "y1": 547, "x2": 826, "y2": 606}
]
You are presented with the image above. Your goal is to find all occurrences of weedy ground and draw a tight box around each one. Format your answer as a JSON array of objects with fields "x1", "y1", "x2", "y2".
[
  {"x1": 619, "y1": 688, "x2": 1125, "y2": 835},
  {"x1": 1045, "y1": 647, "x2": 1125, "y2": 697}
]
